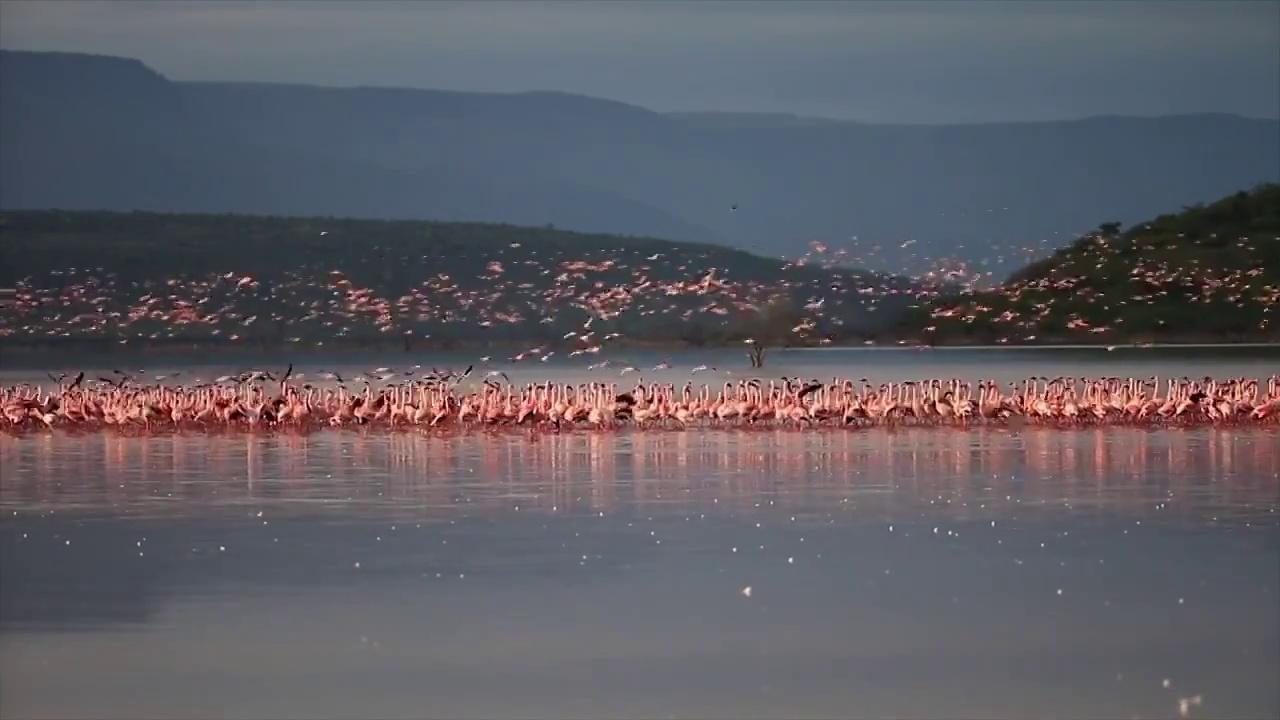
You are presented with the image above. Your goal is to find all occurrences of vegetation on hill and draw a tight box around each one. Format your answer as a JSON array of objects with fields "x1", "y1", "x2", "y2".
[
  {"x1": 0, "y1": 211, "x2": 920, "y2": 351},
  {"x1": 893, "y1": 184, "x2": 1280, "y2": 344}
]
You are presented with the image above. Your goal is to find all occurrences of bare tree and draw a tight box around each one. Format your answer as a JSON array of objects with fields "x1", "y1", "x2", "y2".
[{"x1": 745, "y1": 296, "x2": 806, "y2": 368}]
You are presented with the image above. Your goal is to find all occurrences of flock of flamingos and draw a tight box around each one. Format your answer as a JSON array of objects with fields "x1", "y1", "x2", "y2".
[{"x1": 2, "y1": 369, "x2": 1278, "y2": 433}]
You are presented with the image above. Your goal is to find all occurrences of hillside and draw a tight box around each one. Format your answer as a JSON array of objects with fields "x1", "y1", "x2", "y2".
[
  {"x1": 0, "y1": 51, "x2": 717, "y2": 245},
  {"x1": 3, "y1": 50, "x2": 1278, "y2": 276},
  {"x1": 893, "y1": 184, "x2": 1280, "y2": 344},
  {"x1": 0, "y1": 211, "x2": 920, "y2": 349}
]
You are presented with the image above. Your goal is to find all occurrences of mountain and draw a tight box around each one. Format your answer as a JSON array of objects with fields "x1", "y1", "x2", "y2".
[
  {"x1": 890, "y1": 183, "x2": 1280, "y2": 344},
  {"x1": 0, "y1": 210, "x2": 918, "y2": 348},
  {"x1": 3, "y1": 49, "x2": 1278, "y2": 275},
  {"x1": 0, "y1": 51, "x2": 716, "y2": 243},
  {"x1": 663, "y1": 112, "x2": 853, "y2": 129}
]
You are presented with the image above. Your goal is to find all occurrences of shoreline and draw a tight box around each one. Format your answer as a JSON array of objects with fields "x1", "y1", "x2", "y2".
[{"x1": 1, "y1": 334, "x2": 1276, "y2": 358}]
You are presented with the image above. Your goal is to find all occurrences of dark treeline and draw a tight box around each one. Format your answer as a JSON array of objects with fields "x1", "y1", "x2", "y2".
[
  {"x1": 4, "y1": 185, "x2": 1275, "y2": 353},
  {"x1": 0, "y1": 211, "x2": 921, "y2": 351}
]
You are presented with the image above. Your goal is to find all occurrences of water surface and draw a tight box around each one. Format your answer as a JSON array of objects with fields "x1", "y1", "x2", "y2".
[
  {"x1": 1, "y1": 348, "x2": 1278, "y2": 720},
  {"x1": 4, "y1": 343, "x2": 1279, "y2": 387}
]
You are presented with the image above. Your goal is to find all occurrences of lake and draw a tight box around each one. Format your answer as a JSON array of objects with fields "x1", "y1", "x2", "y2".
[
  {"x1": 1, "y1": 347, "x2": 1278, "y2": 719},
  {"x1": 4, "y1": 342, "x2": 1280, "y2": 384}
]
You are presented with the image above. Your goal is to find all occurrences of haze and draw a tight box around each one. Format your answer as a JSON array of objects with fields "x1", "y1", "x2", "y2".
[{"x1": 3, "y1": 0, "x2": 1277, "y2": 123}]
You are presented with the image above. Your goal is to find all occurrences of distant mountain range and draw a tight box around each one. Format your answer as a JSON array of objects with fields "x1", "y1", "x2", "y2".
[{"x1": 3, "y1": 49, "x2": 1278, "y2": 275}]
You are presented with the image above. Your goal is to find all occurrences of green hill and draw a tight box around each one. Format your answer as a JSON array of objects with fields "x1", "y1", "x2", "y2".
[
  {"x1": 894, "y1": 184, "x2": 1280, "y2": 344},
  {"x1": 0, "y1": 211, "x2": 917, "y2": 350}
]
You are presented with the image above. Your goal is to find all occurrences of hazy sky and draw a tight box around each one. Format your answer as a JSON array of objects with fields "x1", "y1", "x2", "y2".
[{"x1": 2, "y1": 0, "x2": 1277, "y2": 122}]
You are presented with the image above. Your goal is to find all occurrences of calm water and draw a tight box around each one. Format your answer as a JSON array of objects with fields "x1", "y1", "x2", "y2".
[
  {"x1": 3, "y1": 342, "x2": 1280, "y2": 387},
  {"x1": 1, "y1": 348, "x2": 1278, "y2": 720}
]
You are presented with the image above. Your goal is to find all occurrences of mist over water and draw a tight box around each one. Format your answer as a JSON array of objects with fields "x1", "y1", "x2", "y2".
[{"x1": 1, "y1": 348, "x2": 1277, "y2": 720}]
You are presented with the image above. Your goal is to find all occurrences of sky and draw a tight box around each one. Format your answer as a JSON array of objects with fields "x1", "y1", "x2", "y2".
[{"x1": 2, "y1": 0, "x2": 1278, "y2": 123}]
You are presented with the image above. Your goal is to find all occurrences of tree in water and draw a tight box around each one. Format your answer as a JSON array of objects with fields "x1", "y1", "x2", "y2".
[{"x1": 745, "y1": 296, "x2": 807, "y2": 368}]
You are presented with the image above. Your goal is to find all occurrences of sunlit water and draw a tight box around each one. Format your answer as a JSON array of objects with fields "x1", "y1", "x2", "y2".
[{"x1": 1, "y1": 349, "x2": 1278, "y2": 720}]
